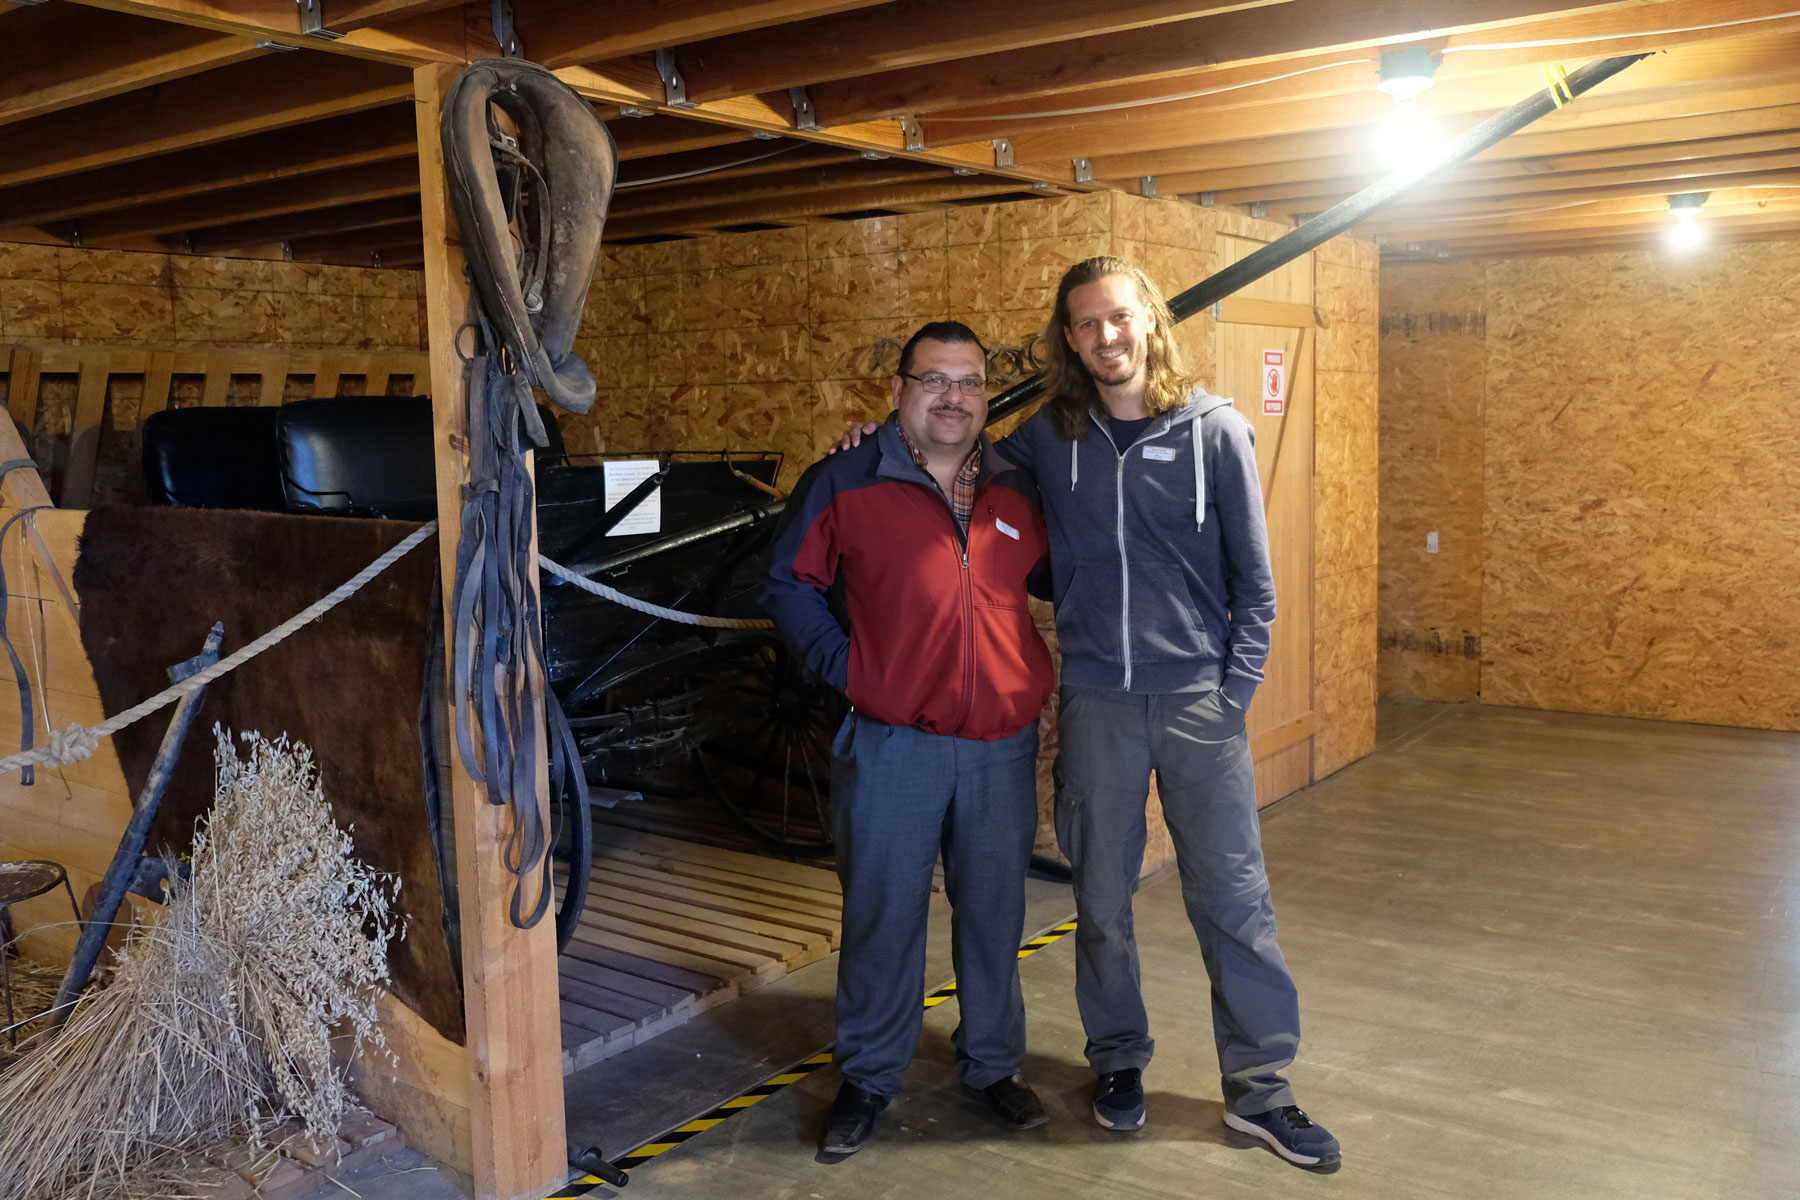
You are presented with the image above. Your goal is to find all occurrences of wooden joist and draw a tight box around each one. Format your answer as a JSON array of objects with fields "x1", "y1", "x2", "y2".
[
  {"x1": 0, "y1": 52, "x2": 413, "y2": 190},
  {"x1": 80, "y1": 159, "x2": 421, "y2": 245}
]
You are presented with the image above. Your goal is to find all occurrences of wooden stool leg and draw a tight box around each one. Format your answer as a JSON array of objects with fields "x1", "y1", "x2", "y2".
[{"x1": 60, "y1": 876, "x2": 82, "y2": 927}]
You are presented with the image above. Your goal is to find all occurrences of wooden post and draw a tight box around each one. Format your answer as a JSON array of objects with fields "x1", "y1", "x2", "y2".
[{"x1": 413, "y1": 61, "x2": 568, "y2": 1200}]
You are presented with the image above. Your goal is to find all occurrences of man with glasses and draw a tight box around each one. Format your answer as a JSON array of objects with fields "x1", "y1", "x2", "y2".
[{"x1": 762, "y1": 320, "x2": 1056, "y2": 1159}]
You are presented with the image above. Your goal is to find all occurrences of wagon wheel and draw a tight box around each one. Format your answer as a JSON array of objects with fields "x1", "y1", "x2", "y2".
[{"x1": 686, "y1": 633, "x2": 845, "y2": 857}]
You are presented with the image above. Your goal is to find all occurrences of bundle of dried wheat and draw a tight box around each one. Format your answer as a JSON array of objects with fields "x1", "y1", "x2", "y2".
[{"x1": 0, "y1": 728, "x2": 402, "y2": 1200}]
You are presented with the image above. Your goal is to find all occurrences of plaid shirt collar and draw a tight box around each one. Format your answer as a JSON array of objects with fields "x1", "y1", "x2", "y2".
[{"x1": 896, "y1": 425, "x2": 982, "y2": 534}]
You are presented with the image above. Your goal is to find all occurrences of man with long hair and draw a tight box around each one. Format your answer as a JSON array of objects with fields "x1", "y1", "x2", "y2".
[
  {"x1": 999, "y1": 255, "x2": 1336, "y2": 1168},
  {"x1": 833, "y1": 257, "x2": 1337, "y2": 1169}
]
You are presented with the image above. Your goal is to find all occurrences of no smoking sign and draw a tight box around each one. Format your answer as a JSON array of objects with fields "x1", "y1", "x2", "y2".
[{"x1": 1261, "y1": 349, "x2": 1286, "y2": 416}]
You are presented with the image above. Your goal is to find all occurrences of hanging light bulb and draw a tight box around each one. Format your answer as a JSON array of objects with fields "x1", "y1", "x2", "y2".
[
  {"x1": 1668, "y1": 192, "x2": 1707, "y2": 250},
  {"x1": 1374, "y1": 47, "x2": 1441, "y2": 169}
]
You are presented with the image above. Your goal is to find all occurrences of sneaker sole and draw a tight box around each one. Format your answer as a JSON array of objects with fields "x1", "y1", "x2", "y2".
[
  {"x1": 1092, "y1": 1102, "x2": 1145, "y2": 1132},
  {"x1": 1222, "y1": 1112, "x2": 1339, "y2": 1166}
]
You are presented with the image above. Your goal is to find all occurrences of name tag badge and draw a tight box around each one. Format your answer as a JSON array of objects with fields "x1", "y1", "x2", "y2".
[
  {"x1": 995, "y1": 517, "x2": 1020, "y2": 540},
  {"x1": 1142, "y1": 445, "x2": 1177, "y2": 462}
]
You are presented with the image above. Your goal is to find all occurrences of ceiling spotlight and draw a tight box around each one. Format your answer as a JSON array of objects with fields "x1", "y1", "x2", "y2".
[
  {"x1": 1668, "y1": 192, "x2": 1707, "y2": 250},
  {"x1": 1377, "y1": 47, "x2": 1440, "y2": 101},
  {"x1": 1374, "y1": 47, "x2": 1441, "y2": 169}
]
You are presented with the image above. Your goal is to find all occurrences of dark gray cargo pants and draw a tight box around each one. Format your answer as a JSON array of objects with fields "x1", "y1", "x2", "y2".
[{"x1": 1053, "y1": 685, "x2": 1300, "y2": 1115}]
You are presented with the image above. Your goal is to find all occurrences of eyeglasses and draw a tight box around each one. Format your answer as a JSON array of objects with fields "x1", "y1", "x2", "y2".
[{"x1": 901, "y1": 372, "x2": 988, "y2": 396}]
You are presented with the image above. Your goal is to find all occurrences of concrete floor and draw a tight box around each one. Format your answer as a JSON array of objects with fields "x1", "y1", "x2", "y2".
[{"x1": 351, "y1": 701, "x2": 1800, "y2": 1199}]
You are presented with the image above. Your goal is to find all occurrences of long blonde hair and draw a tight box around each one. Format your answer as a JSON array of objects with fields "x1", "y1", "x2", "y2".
[{"x1": 1041, "y1": 256, "x2": 1193, "y2": 441}]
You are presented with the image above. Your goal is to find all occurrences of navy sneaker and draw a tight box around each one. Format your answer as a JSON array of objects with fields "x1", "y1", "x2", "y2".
[
  {"x1": 1091, "y1": 1068, "x2": 1145, "y2": 1130},
  {"x1": 1224, "y1": 1105, "x2": 1341, "y2": 1167}
]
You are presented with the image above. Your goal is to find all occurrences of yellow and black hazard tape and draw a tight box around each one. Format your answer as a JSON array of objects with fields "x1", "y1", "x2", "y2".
[{"x1": 547, "y1": 917, "x2": 1079, "y2": 1198}]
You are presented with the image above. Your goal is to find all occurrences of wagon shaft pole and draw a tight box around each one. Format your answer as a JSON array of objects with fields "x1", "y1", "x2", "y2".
[{"x1": 50, "y1": 622, "x2": 225, "y2": 1032}]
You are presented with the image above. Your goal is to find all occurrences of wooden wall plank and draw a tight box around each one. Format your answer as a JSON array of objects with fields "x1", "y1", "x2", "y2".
[
  {"x1": 60, "y1": 352, "x2": 112, "y2": 508},
  {"x1": 140, "y1": 351, "x2": 176, "y2": 423},
  {"x1": 6, "y1": 346, "x2": 43, "y2": 431},
  {"x1": 199, "y1": 354, "x2": 230, "y2": 408}
]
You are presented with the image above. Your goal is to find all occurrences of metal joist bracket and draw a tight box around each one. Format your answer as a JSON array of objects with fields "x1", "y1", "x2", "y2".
[
  {"x1": 297, "y1": 0, "x2": 342, "y2": 40},
  {"x1": 1198, "y1": 191, "x2": 1216, "y2": 207},
  {"x1": 789, "y1": 86, "x2": 818, "y2": 132},
  {"x1": 1072, "y1": 157, "x2": 1093, "y2": 183},
  {"x1": 657, "y1": 48, "x2": 697, "y2": 108},
  {"x1": 992, "y1": 138, "x2": 1014, "y2": 168},
  {"x1": 492, "y1": 0, "x2": 522, "y2": 58},
  {"x1": 1141, "y1": 176, "x2": 1158, "y2": 198},
  {"x1": 898, "y1": 115, "x2": 926, "y2": 152},
  {"x1": 1248, "y1": 201, "x2": 1268, "y2": 219}
]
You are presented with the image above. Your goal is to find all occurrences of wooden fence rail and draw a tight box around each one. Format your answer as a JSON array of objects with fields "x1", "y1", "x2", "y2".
[{"x1": 0, "y1": 343, "x2": 430, "y2": 508}]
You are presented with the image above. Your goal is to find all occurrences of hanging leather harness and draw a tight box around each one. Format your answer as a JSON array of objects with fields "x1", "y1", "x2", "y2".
[{"x1": 440, "y1": 57, "x2": 613, "y2": 937}]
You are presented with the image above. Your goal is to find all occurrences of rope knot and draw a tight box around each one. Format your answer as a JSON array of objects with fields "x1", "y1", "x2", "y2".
[{"x1": 43, "y1": 722, "x2": 100, "y2": 769}]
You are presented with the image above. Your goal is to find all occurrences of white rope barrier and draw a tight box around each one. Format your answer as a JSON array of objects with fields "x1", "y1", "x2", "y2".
[
  {"x1": 0, "y1": 521, "x2": 440, "y2": 777},
  {"x1": 537, "y1": 553, "x2": 773, "y2": 630}
]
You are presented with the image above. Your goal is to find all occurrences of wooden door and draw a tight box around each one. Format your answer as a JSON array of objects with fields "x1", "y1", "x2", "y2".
[{"x1": 1212, "y1": 240, "x2": 1317, "y2": 806}]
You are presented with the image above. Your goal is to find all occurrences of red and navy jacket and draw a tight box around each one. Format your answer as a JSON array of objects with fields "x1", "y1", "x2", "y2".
[{"x1": 760, "y1": 417, "x2": 1055, "y2": 741}]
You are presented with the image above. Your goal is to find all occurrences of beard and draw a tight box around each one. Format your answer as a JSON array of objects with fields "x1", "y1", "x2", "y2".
[{"x1": 1084, "y1": 339, "x2": 1147, "y2": 387}]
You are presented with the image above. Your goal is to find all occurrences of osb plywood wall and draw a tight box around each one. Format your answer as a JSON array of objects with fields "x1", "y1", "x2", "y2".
[
  {"x1": 565, "y1": 190, "x2": 1380, "y2": 862},
  {"x1": 1378, "y1": 262, "x2": 1485, "y2": 701},
  {"x1": 1312, "y1": 234, "x2": 1382, "y2": 777},
  {"x1": 1380, "y1": 241, "x2": 1800, "y2": 731},
  {"x1": 0, "y1": 241, "x2": 425, "y2": 504}
]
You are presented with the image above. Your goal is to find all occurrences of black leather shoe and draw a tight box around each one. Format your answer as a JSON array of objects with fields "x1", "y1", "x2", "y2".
[
  {"x1": 976, "y1": 1073, "x2": 1049, "y2": 1129},
  {"x1": 820, "y1": 1082, "x2": 888, "y2": 1157}
]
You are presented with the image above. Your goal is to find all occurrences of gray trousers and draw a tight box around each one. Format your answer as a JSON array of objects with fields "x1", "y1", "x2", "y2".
[
  {"x1": 1053, "y1": 685, "x2": 1299, "y2": 1115},
  {"x1": 830, "y1": 714, "x2": 1038, "y2": 1098}
]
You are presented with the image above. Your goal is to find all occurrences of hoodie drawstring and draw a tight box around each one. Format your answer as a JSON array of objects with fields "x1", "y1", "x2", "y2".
[{"x1": 1192, "y1": 420, "x2": 1206, "y2": 530}]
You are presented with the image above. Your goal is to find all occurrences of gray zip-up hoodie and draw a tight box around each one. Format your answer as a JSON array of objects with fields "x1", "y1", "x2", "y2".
[{"x1": 996, "y1": 386, "x2": 1276, "y2": 707}]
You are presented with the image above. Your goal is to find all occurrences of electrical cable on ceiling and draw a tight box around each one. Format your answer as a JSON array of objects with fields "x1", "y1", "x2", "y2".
[
  {"x1": 616, "y1": 143, "x2": 802, "y2": 188},
  {"x1": 920, "y1": 9, "x2": 1800, "y2": 124}
]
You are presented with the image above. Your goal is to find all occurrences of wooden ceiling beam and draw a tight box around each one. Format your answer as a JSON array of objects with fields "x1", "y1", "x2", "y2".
[
  {"x1": 603, "y1": 178, "x2": 1040, "y2": 239},
  {"x1": 808, "y1": 0, "x2": 1657, "y2": 127},
  {"x1": 1090, "y1": 98, "x2": 1800, "y2": 181},
  {"x1": 184, "y1": 195, "x2": 425, "y2": 254},
  {"x1": 1374, "y1": 187, "x2": 1800, "y2": 243},
  {"x1": 287, "y1": 219, "x2": 424, "y2": 258},
  {"x1": 0, "y1": 103, "x2": 416, "y2": 228},
  {"x1": 611, "y1": 161, "x2": 947, "y2": 217},
  {"x1": 910, "y1": 0, "x2": 1800, "y2": 135},
  {"x1": 617, "y1": 140, "x2": 849, "y2": 192},
  {"x1": 59, "y1": 0, "x2": 467, "y2": 65},
  {"x1": 316, "y1": 0, "x2": 467, "y2": 34},
  {"x1": 1404, "y1": 219, "x2": 1800, "y2": 258},
  {"x1": 533, "y1": 0, "x2": 893, "y2": 69},
  {"x1": 665, "y1": 1, "x2": 1278, "y2": 106},
  {"x1": 0, "y1": 52, "x2": 412, "y2": 190},
  {"x1": 1209, "y1": 143, "x2": 1800, "y2": 211},
  {"x1": 606, "y1": 113, "x2": 756, "y2": 160},
  {"x1": 1010, "y1": 57, "x2": 1800, "y2": 177},
  {"x1": 79, "y1": 159, "x2": 422, "y2": 242},
  {"x1": 0, "y1": 7, "x2": 261, "y2": 127},
  {"x1": 558, "y1": 67, "x2": 1075, "y2": 186},
  {"x1": 1135, "y1": 123, "x2": 1800, "y2": 199},
  {"x1": 1344, "y1": 163, "x2": 1800, "y2": 227}
]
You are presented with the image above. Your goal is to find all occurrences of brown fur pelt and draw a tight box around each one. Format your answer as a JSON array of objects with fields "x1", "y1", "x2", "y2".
[{"x1": 73, "y1": 506, "x2": 465, "y2": 1044}]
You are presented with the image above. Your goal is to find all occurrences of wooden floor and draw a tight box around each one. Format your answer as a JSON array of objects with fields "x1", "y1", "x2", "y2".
[{"x1": 557, "y1": 823, "x2": 842, "y2": 1074}]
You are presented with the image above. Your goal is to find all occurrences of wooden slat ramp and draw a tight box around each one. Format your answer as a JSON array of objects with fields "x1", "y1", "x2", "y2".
[{"x1": 556, "y1": 828, "x2": 842, "y2": 1074}]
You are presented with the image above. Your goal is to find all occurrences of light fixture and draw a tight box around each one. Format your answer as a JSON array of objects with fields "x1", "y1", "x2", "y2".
[
  {"x1": 1668, "y1": 192, "x2": 1707, "y2": 250},
  {"x1": 1377, "y1": 47, "x2": 1439, "y2": 101},
  {"x1": 1374, "y1": 47, "x2": 1441, "y2": 169}
]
